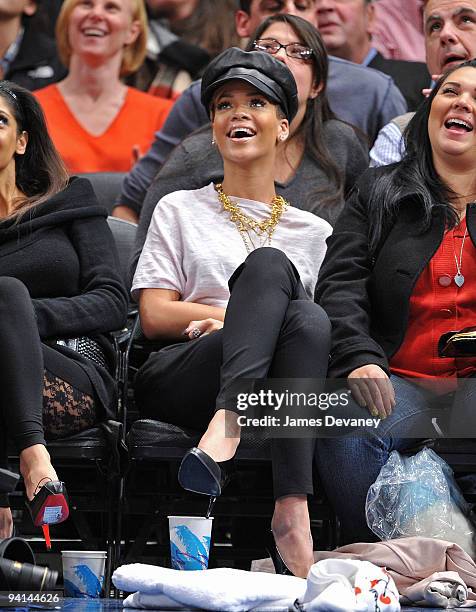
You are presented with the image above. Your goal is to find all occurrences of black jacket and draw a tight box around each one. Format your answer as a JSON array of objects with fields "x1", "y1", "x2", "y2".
[
  {"x1": 368, "y1": 52, "x2": 430, "y2": 112},
  {"x1": 0, "y1": 178, "x2": 128, "y2": 417},
  {"x1": 315, "y1": 166, "x2": 476, "y2": 378},
  {"x1": 6, "y1": 18, "x2": 66, "y2": 91}
]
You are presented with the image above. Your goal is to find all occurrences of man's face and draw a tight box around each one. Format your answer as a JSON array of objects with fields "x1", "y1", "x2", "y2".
[
  {"x1": 0, "y1": 0, "x2": 36, "y2": 20},
  {"x1": 315, "y1": 0, "x2": 374, "y2": 63},
  {"x1": 235, "y1": 0, "x2": 317, "y2": 38},
  {"x1": 424, "y1": 0, "x2": 476, "y2": 75}
]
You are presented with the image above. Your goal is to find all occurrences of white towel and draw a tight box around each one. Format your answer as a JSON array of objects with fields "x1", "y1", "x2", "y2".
[
  {"x1": 302, "y1": 559, "x2": 400, "y2": 612},
  {"x1": 124, "y1": 592, "x2": 295, "y2": 612},
  {"x1": 113, "y1": 564, "x2": 306, "y2": 611},
  {"x1": 113, "y1": 559, "x2": 400, "y2": 611},
  {"x1": 123, "y1": 591, "x2": 183, "y2": 610}
]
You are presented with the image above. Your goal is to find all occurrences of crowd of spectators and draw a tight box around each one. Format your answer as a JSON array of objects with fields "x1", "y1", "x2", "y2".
[{"x1": 1, "y1": 0, "x2": 476, "y2": 581}]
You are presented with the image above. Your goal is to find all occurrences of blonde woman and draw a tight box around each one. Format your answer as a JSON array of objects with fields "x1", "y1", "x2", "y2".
[{"x1": 34, "y1": 0, "x2": 172, "y2": 173}]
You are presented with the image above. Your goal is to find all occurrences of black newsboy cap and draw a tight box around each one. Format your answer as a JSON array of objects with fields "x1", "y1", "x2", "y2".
[{"x1": 201, "y1": 47, "x2": 298, "y2": 123}]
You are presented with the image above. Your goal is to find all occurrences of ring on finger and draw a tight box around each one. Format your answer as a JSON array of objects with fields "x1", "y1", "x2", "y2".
[{"x1": 190, "y1": 327, "x2": 202, "y2": 339}]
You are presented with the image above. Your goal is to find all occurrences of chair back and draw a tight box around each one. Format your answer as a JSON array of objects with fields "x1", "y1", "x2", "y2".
[
  {"x1": 78, "y1": 172, "x2": 126, "y2": 214},
  {"x1": 107, "y1": 216, "x2": 137, "y2": 290}
]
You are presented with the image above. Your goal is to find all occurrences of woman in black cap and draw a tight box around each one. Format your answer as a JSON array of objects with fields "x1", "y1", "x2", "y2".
[{"x1": 132, "y1": 47, "x2": 332, "y2": 577}]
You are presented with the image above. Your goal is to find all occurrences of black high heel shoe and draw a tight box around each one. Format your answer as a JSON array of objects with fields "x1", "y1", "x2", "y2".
[
  {"x1": 178, "y1": 447, "x2": 234, "y2": 497},
  {"x1": 265, "y1": 530, "x2": 294, "y2": 576},
  {"x1": 25, "y1": 479, "x2": 69, "y2": 550}
]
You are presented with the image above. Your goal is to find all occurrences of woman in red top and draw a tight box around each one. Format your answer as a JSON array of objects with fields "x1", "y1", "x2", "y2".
[
  {"x1": 34, "y1": 0, "x2": 172, "y2": 173},
  {"x1": 314, "y1": 60, "x2": 476, "y2": 545}
]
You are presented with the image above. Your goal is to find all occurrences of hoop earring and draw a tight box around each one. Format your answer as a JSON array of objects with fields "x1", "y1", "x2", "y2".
[{"x1": 211, "y1": 136, "x2": 216, "y2": 145}]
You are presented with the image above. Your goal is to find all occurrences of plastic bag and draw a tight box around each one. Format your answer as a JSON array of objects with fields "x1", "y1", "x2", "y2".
[{"x1": 365, "y1": 447, "x2": 476, "y2": 557}]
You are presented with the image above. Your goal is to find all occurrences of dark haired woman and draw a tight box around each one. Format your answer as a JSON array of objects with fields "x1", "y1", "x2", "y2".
[
  {"x1": 246, "y1": 13, "x2": 350, "y2": 215},
  {"x1": 0, "y1": 81, "x2": 128, "y2": 544},
  {"x1": 116, "y1": 14, "x2": 367, "y2": 241},
  {"x1": 315, "y1": 59, "x2": 476, "y2": 545},
  {"x1": 133, "y1": 47, "x2": 332, "y2": 577}
]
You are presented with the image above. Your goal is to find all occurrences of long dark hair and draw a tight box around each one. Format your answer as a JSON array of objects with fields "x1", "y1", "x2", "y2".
[
  {"x1": 0, "y1": 80, "x2": 68, "y2": 218},
  {"x1": 246, "y1": 14, "x2": 344, "y2": 210},
  {"x1": 170, "y1": 0, "x2": 240, "y2": 59},
  {"x1": 367, "y1": 59, "x2": 476, "y2": 252}
]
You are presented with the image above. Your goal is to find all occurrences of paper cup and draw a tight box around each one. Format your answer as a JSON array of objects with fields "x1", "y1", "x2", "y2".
[
  {"x1": 61, "y1": 550, "x2": 106, "y2": 598},
  {"x1": 168, "y1": 516, "x2": 213, "y2": 570}
]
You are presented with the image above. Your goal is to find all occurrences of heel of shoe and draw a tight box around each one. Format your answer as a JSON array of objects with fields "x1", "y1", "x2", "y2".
[
  {"x1": 265, "y1": 531, "x2": 293, "y2": 576},
  {"x1": 205, "y1": 496, "x2": 216, "y2": 519},
  {"x1": 178, "y1": 447, "x2": 235, "y2": 497},
  {"x1": 27, "y1": 482, "x2": 69, "y2": 527},
  {"x1": 42, "y1": 524, "x2": 51, "y2": 550},
  {"x1": 26, "y1": 481, "x2": 69, "y2": 549}
]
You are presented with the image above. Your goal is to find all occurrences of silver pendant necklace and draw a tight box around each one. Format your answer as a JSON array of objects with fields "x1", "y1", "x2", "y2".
[{"x1": 453, "y1": 225, "x2": 468, "y2": 287}]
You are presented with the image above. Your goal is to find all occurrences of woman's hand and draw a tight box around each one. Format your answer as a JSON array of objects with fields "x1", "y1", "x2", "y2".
[
  {"x1": 0, "y1": 506, "x2": 13, "y2": 538},
  {"x1": 184, "y1": 318, "x2": 224, "y2": 340},
  {"x1": 348, "y1": 364, "x2": 395, "y2": 419}
]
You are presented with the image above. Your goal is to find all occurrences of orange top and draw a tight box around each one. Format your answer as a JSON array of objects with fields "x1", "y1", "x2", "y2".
[
  {"x1": 34, "y1": 85, "x2": 173, "y2": 173},
  {"x1": 390, "y1": 217, "x2": 476, "y2": 385}
]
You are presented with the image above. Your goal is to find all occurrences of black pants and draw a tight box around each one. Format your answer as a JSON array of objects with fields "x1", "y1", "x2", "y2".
[
  {"x1": 0, "y1": 277, "x2": 98, "y2": 503},
  {"x1": 135, "y1": 248, "x2": 331, "y2": 499}
]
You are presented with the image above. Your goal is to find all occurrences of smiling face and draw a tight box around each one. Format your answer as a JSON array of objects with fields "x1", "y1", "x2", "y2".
[
  {"x1": 211, "y1": 80, "x2": 289, "y2": 166},
  {"x1": 428, "y1": 66, "x2": 476, "y2": 167},
  {"x1": 0, "y1": 95, "x2": 27, "y2": 176},
  {"x1": 255, "y1": 20, "x2": 320, "y2": 129},
  {"x1": 67, "y1": 0, "x2": 140, "y2": 64},
  {"x1": 424, "y1": 0, "x2": 476, "y2": 75},
  {"x1": 315, "y1": 0, "x2": 374, "y2": 64}
]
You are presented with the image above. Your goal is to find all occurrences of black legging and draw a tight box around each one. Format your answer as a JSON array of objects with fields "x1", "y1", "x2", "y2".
[
  {"x1": 135, "y1": 248, "x2": 331, "y2": 499},
  {"x1": 0, "y1": 277, "x2": 98, "y2": 504}
]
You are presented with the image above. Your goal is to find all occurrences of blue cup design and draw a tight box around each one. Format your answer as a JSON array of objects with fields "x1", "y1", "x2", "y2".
[
  {"x1": 169, "y1": 523, "x2": 212, "y2": 570},
  {"x1": 62, "y1": 552, "x2": 106, "y2": 598},
  {"x1": 63, "y1": 564, "x2": 103, "y2": 598}
]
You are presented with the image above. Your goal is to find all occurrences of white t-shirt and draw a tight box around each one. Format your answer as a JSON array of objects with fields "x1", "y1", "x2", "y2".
[{"x1": 132, "y1": 182, "x2": 332, "y2": 307}]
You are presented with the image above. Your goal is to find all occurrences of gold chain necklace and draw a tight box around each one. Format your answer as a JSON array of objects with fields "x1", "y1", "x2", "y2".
[{"x1": 215, "y1": 183, "x2": 287, "y2": 253}]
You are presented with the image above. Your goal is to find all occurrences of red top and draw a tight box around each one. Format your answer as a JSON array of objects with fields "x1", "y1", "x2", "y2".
[
  {"x1": 390, "y1": 217, "x2": 476, "y2": 384},
  {"x1": 34, "y1": 85, "x2": 173, "y2": 173}
]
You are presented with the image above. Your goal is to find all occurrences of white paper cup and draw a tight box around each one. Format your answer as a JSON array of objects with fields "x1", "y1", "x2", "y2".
[
  {"x1": 61, "y1": 550, "x2": 107, "y2": 598},
  {"x1": 168, "y1": 515, "x2": 213, "y2": 570}
]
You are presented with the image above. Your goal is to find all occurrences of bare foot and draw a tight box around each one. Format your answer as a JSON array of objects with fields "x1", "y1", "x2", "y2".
[
  {"x1": 19, "y1": 445, "x2": 58, "y2": 501},
  {"x1": 198, "y1": 409, "x2": 240, "y2": 462},
  {"x1": 272, "y1": 495, "x2": 314, "y2": 578}
]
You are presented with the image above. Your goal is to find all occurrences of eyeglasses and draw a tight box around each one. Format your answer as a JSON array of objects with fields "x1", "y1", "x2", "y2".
[{"x1": 253, "y1": 38, "x2": 313, "y2": 61}]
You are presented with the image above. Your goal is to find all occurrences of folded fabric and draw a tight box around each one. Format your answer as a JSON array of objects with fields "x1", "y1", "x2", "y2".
[
  {"x1": 301, "y1": 559, "x2": 400, "y2": 612},
  {"x1": 401, "y1": 571, "x2": 470, "y2": 608},
  {"x1": 123, "y1": 591, "x2": 295, "y2": 611},
  {"x1": 114, "y1": 559, "x2": 400, "y2": 611},
  {"x1": 123, "y1": 591, "x2": 183, "y2": 609},
  {"x1": 314, "y1": 537, "x2": 476, "y2": 608},
  {"x1": 112, "y1": 564, "x2": 306, "y2": 611}
]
